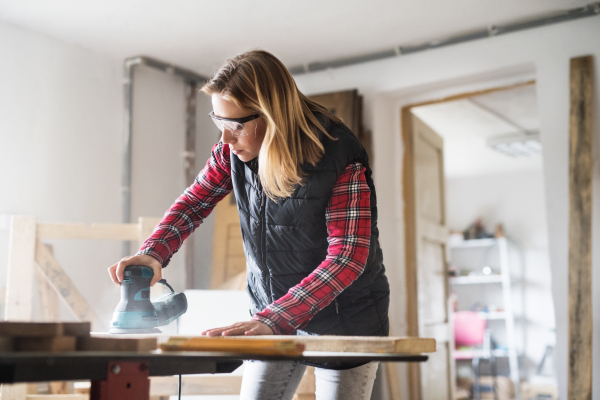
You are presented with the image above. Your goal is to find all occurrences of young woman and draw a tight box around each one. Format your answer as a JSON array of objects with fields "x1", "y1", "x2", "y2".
[{"x1": 108, "y1": 50, "x2": 390, "y2": 400}]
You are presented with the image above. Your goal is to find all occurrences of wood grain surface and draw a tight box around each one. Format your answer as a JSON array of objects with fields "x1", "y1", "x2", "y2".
[{"x1": 568, "y1": 55, "x2": 594, "y2": 400}]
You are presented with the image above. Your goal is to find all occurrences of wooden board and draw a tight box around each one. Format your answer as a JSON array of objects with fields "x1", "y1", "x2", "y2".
[
  {"x1": 62, "y1": 322, "x2": 91, "y2": 337},
  {"x1": 0, "y1": 337, "x2": 15, "y2": 352},
  {"x1": 211, "y1": 193, "x2": 246, "y2": 289},
  {"x1": 161, "y1": 336, "x2": 304, "y2": 356},
  {"x1": 77, "y1": 337, "x2": 157, "y2": 352},
  {"x1": 15, "y1": 336, "x2": 76, "y2": 352},
  {"x1": 5, "y1": 216, "x2": 37, "y2": 321},
  {"x1": 37, "y1": 246, "x2": 61, "y2": 322},
  {"x1": 150, "y1": 375, "x2": 243, "y2": 396},
  {"x1": 36, "y1": 223, "x2": 139, "y2": 241},
  {"x1": 568, "y1": 55, "x2": 594, "y2": 400},
  {"x1": 159, "y1": 335, "x2": 434, "y2": 355},
  {"x1": 27, "y1": 395, "x2": 87, "y2": 400},
  {"x1": 0, "y1": 322, "x2": 64, "y2": 337}
]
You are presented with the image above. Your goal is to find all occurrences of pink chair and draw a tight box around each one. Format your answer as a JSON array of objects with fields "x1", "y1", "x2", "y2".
[{"x1": 453, "y1": 311, "x2": 498, "y2": 400}]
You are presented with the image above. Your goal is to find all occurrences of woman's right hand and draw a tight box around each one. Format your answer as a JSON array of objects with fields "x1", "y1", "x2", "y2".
[{"x1": 108, "y1": 254, "x2": 163, "y2": 287}]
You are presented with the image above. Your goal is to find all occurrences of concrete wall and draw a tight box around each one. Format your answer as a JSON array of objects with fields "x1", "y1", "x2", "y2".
[
  {"x1": 294, "y1": 16, "x2": 600, "y2": 399},
  {"x1": 0, "y1": 21, "x2": 217, "y2": 329}
]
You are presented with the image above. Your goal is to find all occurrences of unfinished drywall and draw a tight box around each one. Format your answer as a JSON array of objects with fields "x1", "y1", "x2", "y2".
[{"x1": 295, "y1": 16, "x2": 600, "y2": 399}]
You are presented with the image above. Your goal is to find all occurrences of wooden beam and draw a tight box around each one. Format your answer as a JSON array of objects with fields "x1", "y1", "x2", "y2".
[
  {"x1": 568, "y1": 55, "x2": 594, "y2": 400},
  {"x1": 77, "y1": 337, "x2": 157, "y2": 352},
  {"x1": 34, "y1": 240, "x2": 104, "y2": 330},
  {"x1": 0, "y1": 322, "x2": 64, "y2": 337},
  {"x1": 138, "y1": 217, "x2": 161, "y2": 249},
  {"x1": 150, "y1": 375, "x2": 243, "y2": 396},
  {"x1": 15, "y1": 336, "x2": 76, "y2": 352},
  {"x1": 38, "y1": 244, "x2": 61, "y2": 322},
  {"x1": 37, "y1": 223, "x2": 139, "y2": 241},
  {"x1": 160, "y1": 335, "x2": 435, "y2": 354},
  {"x1": 5, "y1": 216, "x2": 37, "y2": 320}
]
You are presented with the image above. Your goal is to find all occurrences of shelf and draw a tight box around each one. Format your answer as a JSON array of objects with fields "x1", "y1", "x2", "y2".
[
  {"x1": 454, "y1": 349, "x2": 509, "y2": 360},
  {"x1": 449, "y1": 238, "x2": 498, "y2": 249},
  {"x1": 449, "y1": 275, "x2": 503, "y2": 285},
  {"x1": 477, "y1": 311, "x2": 506, "y2": 320}
]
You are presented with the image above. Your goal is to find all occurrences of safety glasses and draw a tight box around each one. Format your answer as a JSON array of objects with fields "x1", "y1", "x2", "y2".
[{"x1": 209, "y1": 111, "x2": 260, "y2": 137}]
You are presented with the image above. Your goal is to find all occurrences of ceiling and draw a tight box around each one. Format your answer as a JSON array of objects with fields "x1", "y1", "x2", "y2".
[
  {"x1": 411, "y1": 84, "x2": 542, "y2": 178},
  {"x1": 0, "y1": 0, "x2": 591, "y2": 76}
]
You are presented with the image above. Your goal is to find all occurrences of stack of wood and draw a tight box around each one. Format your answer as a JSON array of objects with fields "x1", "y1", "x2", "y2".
[{"x1": 0, "y1": 322, "x2": 157, "y2": 352}]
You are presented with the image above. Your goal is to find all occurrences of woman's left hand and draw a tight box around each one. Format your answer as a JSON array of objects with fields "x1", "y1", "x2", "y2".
[{"x1": 202, "y1": 320, "x2": 274, "y2": 336}]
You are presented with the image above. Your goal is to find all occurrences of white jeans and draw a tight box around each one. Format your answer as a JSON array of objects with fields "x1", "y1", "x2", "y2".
[{"x1": 239, "y1": 360, "x2": 379, "y2": 400}]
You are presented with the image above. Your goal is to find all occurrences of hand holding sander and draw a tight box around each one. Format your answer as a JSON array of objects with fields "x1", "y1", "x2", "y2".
[{"x1": 109, "y1": 265, "x2": 188, "y2": 334}]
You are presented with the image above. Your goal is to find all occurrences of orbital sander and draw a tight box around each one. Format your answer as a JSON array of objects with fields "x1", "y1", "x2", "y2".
[{"x1": 109, "y1": 265, "x2": 188, "y2": 334}]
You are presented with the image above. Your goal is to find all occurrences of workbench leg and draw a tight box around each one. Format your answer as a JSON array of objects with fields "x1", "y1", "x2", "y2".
[{"x1": 90, "y1": 361, "x2": 150, "y2": 400}]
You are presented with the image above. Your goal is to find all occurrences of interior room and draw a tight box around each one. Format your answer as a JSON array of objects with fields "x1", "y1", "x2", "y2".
[{"x1": 0, "y1": 1, "x2": 598, "y2": 400}]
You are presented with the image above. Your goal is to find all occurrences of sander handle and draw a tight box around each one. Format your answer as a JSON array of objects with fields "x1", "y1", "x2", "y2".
[{"x1": 158, "y1": 279, "x2": 175, "y2": 293}]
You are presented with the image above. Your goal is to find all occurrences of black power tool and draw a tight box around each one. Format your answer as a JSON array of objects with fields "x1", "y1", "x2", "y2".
[{"x1": 108, "y1": 265, "x2": 188, "y2": 334}]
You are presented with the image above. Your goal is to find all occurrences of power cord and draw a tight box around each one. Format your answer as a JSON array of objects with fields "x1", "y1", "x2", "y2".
[{"x1": 178, "y1": 373, "x2": 182, "y2": 400}]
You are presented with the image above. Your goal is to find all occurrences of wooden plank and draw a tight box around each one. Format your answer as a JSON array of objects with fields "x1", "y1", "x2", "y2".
[
  {"x1": 5, "y1": 216, "x2": 37, "y2": 320},
  {"x1": 0, "y1": 337, "x2": 14, "y2": 352},
  {"x1": 34, "y1": 240, "x2": 104, "y2": 330},
  {"x1": 62, "y1": 322, "x2": 91, "y2": 337},
  {"x1": 568, "y1": 55, "x2": 594, "y2": 400},
  {"x1": 48, "y1": 381, "x2": 69, "y2": 395},
  {"x1": 296, "y1": 367, "x2": 316, "y2": 394},
  {"x1": 161, "y1": 336, "x2": 304, "y2": 356},
  {"x1": 37, "y1": 223, "x2": 139, "y2": 240},
  {"x1": 38, "y1": 244, "x2": 61, "y2": 322},
  {"x1": 150, "y1": 375, "x2": 243, "y2": 396},
  {"x1": 138, "y1": 218, "x2": 161, "y2": 249},
  {"x1": 1, "y1": 384, "x2": 27, "y2": 400},
  {"x1": 160, "y1": 335, "x2": 435, "y2": 354},
  {"x1": 27, "y1": 395, "x2": 87, "y2": 400},
  {"x1": 77, "y1": 337, "x2": 157, "y2": 352},
  {"x1": 15, "y1": 336, "x2": 76, "y2": 352},
  {"x1": 0, "y1": 322, "x2": 64, "y2": 337}
]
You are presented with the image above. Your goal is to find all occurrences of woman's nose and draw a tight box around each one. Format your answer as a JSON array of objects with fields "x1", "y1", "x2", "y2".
[{"x1": 221, "y1": 128, "x2": 236, "y2": 144}]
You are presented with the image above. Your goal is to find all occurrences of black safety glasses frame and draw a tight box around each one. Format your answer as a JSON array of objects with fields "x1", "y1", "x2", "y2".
[{"x1": 208, "y1": 111, "x2": 260, "y2": 124}]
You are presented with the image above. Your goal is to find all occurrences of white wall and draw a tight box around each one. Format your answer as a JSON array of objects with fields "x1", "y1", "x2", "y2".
[
  {"x1": 446, "y1": 170, "x2": 555, "y2": 379},
  {"x1": 0, "y1": 21, "x2": 218, "y2": 330},
  {"x1": 295, "y1": 16, "x2": 600, "y2": 399},
  {"x1": 0, "y1": 21, "x2": 123, "y2": 327}
]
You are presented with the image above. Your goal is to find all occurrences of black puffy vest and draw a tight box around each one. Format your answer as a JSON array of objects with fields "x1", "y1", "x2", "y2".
[{"x1": 231, "y1": 116, "x2": 390, "y2": 346}]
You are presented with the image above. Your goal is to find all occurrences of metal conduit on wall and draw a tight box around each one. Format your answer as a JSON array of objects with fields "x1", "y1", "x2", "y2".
[{"x1": 288, "y1": 2, "x2": 600, "y2": 75}]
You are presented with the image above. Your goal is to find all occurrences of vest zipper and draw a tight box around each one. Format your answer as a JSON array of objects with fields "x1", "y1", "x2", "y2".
[{"x1": 261, "y1": 190, "x2": 266, "y2": 266}]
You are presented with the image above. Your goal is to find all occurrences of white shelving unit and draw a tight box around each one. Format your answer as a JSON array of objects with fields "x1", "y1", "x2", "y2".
[{"x1": 449, "y1": 236, "x2": 520, "y2": 394}]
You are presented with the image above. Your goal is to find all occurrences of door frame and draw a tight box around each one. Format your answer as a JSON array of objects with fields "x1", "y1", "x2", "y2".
[{"x1": 400, "y1": 80, "x2": 535, "y2": 400}]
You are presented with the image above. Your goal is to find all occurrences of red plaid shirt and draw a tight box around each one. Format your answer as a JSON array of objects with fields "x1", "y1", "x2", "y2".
[{"x1": 138, "y1": 141, "x2": 371, "y2": 334}]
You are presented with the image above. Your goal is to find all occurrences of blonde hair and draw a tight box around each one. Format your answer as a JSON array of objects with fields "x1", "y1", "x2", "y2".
[{"x1": 202, "y1": 50, "x2": 341, "y2": 200}]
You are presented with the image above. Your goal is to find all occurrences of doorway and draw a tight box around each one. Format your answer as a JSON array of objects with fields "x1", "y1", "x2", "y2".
[{"x1": 403, "y1": 81, "x2": 557, "y2": 400}]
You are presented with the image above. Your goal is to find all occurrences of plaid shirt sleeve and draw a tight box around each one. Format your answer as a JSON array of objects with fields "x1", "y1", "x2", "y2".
[
  {"x1": 252, "y1": 162, "x2": 371, "y2": 334},
  {"x1": 137, "y1": 141, "x2": 232, "y2": 266}
]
